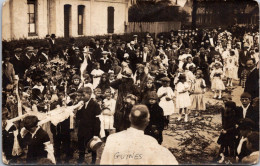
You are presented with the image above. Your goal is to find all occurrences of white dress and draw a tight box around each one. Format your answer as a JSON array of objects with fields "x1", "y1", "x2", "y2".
[
  {"x1": 225, "y1": 55, "x2": 238, "y2": 79},
  {"x1": 102, "y1": 98, "x2": 116, "y2": 130},
  {"x1": 175, "y1": 82, "x2": 191, "y2": 109},
  {"x1": 91, "y1": 69, "x2": 104, "y2": 89},
  {"x1": 157, "y1": 87, "x2": 175, "y2": 116},
  {"x1": 210, "y1": 68, "x2": 225, "y2": 90}
]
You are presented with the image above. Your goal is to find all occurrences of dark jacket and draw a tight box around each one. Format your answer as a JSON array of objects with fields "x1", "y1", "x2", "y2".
[
  {"x1": 244, "y1": 68, "x2": 259, "y2": 99},
  {"x1": 99, "y1": 58, "x2": 112, "y2": 73},
  {"x1": 76, "y1": 99, "x2": 101, "y2": 139},
  {"x1": 145, "y1": 103, "x2": 164, "y2": 144},
  {"x1": 236, "y1": 105, "x2": 259, "y2": 128},
  {"x1": 18, "y1": 127, "x2": 50, "y2": 163},
  {"x1": 2, "y1": 62, "x2": 15, "y2": 88}
]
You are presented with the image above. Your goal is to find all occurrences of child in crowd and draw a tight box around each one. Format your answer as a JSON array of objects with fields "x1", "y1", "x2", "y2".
[
  {"x1": 145, "y1": 91, "x2": 164, "y2": 144},
  {"x1": 100, "y1": 88, "x2": 116, "y2": 141},
  {"x1": 210, "y1": 62, "x2": 225, "y2": 99},
  {"x1": 217, "y1": 101, "x2": 237, "y2": 159},
  {"x1": 241, "y1": 132, "x2": 259, "y2": 164},
  {"x1": 175, "y1": 74, "x2": 191, "y2": 122},
  {"x1": 91, "y1": 62, "x2": 104, "y2": 89},
  {"x1": 189, "y1": 69, "x2": 206, "y2": 116},
  {"x1": 140, "y1": 78, "x2": 156, "y2": 104},
  {"x1": 157, "y1": 77, "x2": 175, "y2": 128}
]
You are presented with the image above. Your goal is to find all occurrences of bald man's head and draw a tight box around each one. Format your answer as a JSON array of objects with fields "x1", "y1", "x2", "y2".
[{"x1": 129, "y1": 105, "x2": 150, "y2": 130}]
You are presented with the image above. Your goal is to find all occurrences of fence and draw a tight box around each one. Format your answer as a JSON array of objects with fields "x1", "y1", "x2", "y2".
[{"x1": 126, "y1": 21, "x2": 181, "y2": 35}]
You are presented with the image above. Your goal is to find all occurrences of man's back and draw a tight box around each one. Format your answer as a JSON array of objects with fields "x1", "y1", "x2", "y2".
[{"x1": 100, "y1": 127, "x2": 178, "y2": 165}]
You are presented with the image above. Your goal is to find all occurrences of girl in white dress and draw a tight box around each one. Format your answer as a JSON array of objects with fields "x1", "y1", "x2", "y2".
[
  {"x1": 175, "y1": 74, "x2": 191, "y2": 122},
  {"x1": 210, "y1": 62, "x2": 225, "y2": 99},
  {"x1": 91, "y1": 62, "x2": 104, "y2": 89},
  {"x1": 224, "y1": 50, "x2": 238, "y2": 86},
  {"x1": 157, "y1": 77, "x2": 175, "y2": 127}
]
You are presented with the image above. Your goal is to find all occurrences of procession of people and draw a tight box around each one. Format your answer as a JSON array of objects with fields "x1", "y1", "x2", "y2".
[{"x1": 2, "y1": 24, "x2": 259, "y2": 164}]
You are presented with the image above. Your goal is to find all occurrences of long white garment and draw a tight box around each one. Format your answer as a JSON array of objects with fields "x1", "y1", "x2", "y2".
[
  {"x1": 100, "y1": 127, "x2": 178, "y2": 165},
  {"x1": 157, "y1": 87, "x2": 175, "y2": 116}
]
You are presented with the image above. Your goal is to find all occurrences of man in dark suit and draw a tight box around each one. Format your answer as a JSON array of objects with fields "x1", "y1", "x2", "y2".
[
  {"x1": 18, "y1": 116, "x2": 51, "y2": 164},
  {"x1": 21, "y1": 46, "x2": 34, "y2": 70},
  {"x1": 93, "y1": 41, "x2": 104, "y2": 61},
  {"x1": 99, "y1": 51, "x2": 112, "y2": 73},
  {"x1": 49, "y1": 34, "x2": 57, "y2": 59},
  {"x1": 76, "y1": 87, "x2": 101, "y2": 164},
  {"x1": 11, "y1": 48, "x2": 25, "y2": 79},
  {"x1": 2, "y1": 51, "x2": 15, "y2": 90},
  {"x1": 116, "y1": 42, "x2": 126, "y2": 62},
  {"x1": 238, "y1": 43, "x2": 252, "y2": 82},
  {"x1": 236, "y1": 92, "x2": 258, "y2": 129},
  {"x1": 38, "y1": 47, "x2": 50, "y2": 63},
  {"x1": 244, "y1": 58, "x2": 259, "y2": 99}
]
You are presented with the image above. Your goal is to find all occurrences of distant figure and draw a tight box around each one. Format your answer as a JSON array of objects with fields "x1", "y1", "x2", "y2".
[{"x1": 100, "y1": 104, "x2": 178, "y2": 165}]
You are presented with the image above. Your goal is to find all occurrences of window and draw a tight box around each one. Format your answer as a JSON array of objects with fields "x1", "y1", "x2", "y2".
[
  {"x1": 28, "y1": 0, "x2": 36, "y2": 34},
  {"x1": 78, "y1": 5, "x2": 85, "y2": 35},
  {"x1": 107, "y1": 7, "x2": 114, "y2": 33}
]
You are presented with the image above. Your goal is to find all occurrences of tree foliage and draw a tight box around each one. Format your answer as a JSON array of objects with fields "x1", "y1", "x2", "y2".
[{"x1": 129, "y1": 0, "x2": 190, "y2": 22}]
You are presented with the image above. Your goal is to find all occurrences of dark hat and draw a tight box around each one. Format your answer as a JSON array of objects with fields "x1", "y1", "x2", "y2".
[
  {"x1": 45, "y1": 34, "x2": 50, "y2": 38},
  {"x1": 51, "y1": 34, "x2": 56, "y2": 38},
  {"x1": 147, "y1": 91, "x2": 158, "y2": 100},
  {"x1": 23, "y1": 115, "x2": 39, "y2": 129},
  {"x1": 161, "y1": 77, "x2": 170, "y2": 82},
  {"x1": 14, "y1": 48, "x2": 23, "y2": 52},
  {"x1": 78, "y1": 87, "x2": 92, "y2": 95},
  {"x1": 224, "y1": 101, "x2": 236, "y2": 110}
]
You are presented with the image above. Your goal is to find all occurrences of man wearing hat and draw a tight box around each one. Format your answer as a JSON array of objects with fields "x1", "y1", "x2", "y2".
[
  {"x1": 144, "y1": 91, "x2": 164, "y2": 144},
  {"x1": 133, "y1": 35, "x2": 138, "y2": 45},
  {"x1": 21, "y1": 46, "x2": 34, "y2": 70},
  {"x1": 17, "y1": 115, "x2": 51, "y2": 164},
  {"x1": 48, "y1": 34, "x2": 57, "y2": 59},
  {"x1": 75, "y1": 87, "x2": 102, "y2": 164},
  {"x1": 2, "y1": 50, "x2": 16, "y2": 90},
  {"x1": 93, "y1": 41, "x2": 105, "y2": 61},
  {"x1": 99, "y1": 51, "x2": 112, "y2": 72},
  {"x1": 38, "y1": 46, "x2": 50, "y2": 63},
  {"x1": 11, "y1": 48, "x2": 25, "y2": 78},
  {"x1": 110, "y1": 68, "x2": 138, "y2": 131},
  {"x1": 100, "y1": 104, "x2": 178, "y2": 165}
]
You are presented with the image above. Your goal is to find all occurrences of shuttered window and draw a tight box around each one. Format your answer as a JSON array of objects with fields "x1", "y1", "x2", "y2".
[
  {"x1": 78, "y1": 5, "x2": 85, "y2": 35},
  {"x1": 107, "y1": 7, "x2": 114, "y2": 33}
]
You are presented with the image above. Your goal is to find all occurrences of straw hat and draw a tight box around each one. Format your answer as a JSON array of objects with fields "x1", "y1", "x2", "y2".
[{"x1": 87, "y1": 137, "x2": 103, "y2": 151}]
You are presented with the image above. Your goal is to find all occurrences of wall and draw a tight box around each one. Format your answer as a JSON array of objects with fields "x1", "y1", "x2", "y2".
[{"x1": 2, "y1": 0, "x2": 129, "y2": 41}]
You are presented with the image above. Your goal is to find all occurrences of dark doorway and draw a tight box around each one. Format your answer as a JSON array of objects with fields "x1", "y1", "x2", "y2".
[
  {"x1": 107, "y1": 7, "x2": 114, "y2": 33},
  {"x1": 64, "y1": 5, "x2": 71, "y2": 38}
]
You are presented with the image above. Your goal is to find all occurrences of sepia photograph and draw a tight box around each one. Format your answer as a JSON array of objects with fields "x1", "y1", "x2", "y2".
[{"x1": 1, "y1": 0, "x2": 259, "y2": 165}]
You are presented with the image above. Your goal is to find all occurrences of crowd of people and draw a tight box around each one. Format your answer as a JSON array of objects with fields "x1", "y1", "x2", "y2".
[{"x1": 2, "y1": 24, "x2": 259, "y2": 164}]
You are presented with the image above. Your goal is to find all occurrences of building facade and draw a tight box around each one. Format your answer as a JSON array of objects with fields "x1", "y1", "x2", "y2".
[{"x1": 2, "y1": 0, "x2": 130, "y2": 41}]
